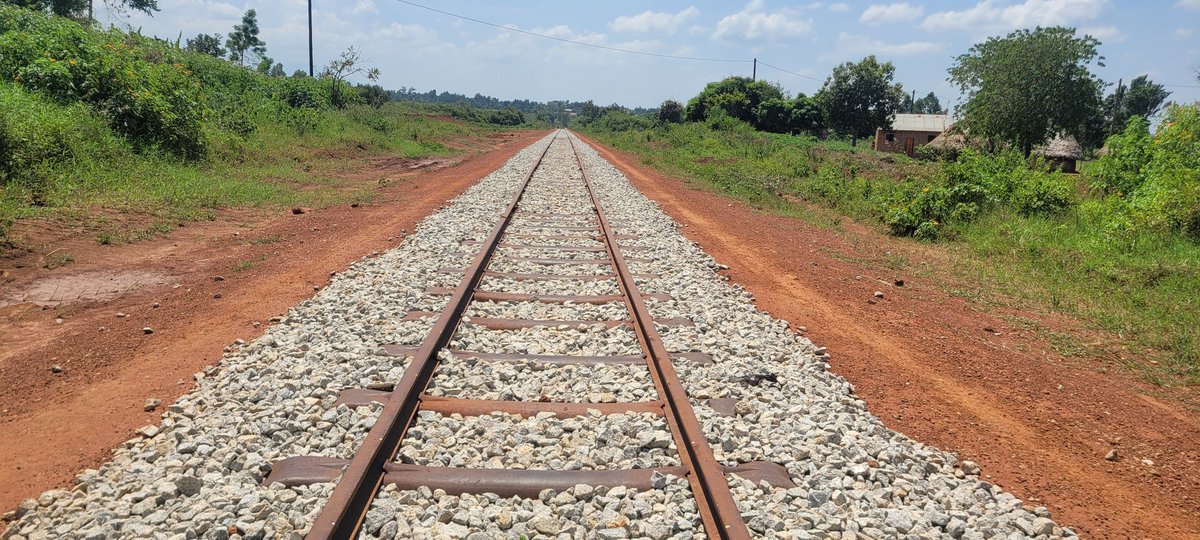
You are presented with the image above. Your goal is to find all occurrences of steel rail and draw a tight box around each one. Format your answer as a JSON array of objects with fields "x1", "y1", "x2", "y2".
[
  {"x1": 568, "y1": 132, "x2": 752, "y2": 539},
  {"x1": 304, "y1": 131, "x2": 558, "y2": 539}
]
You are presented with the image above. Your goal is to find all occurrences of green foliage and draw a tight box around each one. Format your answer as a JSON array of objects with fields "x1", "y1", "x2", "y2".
[
  {"x1": 1091, "y1": 106, "x2": 1200, "y2": 240},
  {"x1": 593, "y1": 121, "x2": 1200, "y2": 385},
  {"x1": 902, "y1": 91, "x2": 945, "y2": 114},
  {"x1": 0, "y1": 6, "x2": 206, "y2": 156},
  {"x1": 225, "y1": 9, "x2": 265, "y2": 68},
  {"x1": 185, "y1": 33, "x2": 224, "y2": 58},
  {"x1": 1090, "y1": 116, "x2": 1152, "y2": 194},
  {"x1": 0, "y1": 4, "x2": 513, "y2": 244},
  {"x1": 817, "y1": 55, "x2": 905, "y2": 145},
  {"x1": 949, "y1": 26, "x2": 1104, "y2": 156},
  {"x1": 656, "y1": 99, "x2": 683, "y2": 124},
  {"x1": 685, "y1": 76, "x2": 785, "y2": 129}
]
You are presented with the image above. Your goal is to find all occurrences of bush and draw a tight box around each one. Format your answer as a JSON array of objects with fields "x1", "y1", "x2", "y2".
[
  {"x1": 0, "y1": 8, "x2": 208, "y2": 157},
  {"x1": 1010, "y1": 168, "x2": 1076, "y2": 215},
  {"x1": 0, "y1": 82, "x2": 125, "y2": 188},
  {"x1": 1089, "y1": 105, "x2": 1200, "y2": 239}
]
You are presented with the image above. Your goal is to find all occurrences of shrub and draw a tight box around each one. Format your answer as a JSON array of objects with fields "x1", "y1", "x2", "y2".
[
  {"x1": 0, "y1": 82, "x2": 124, "y2": 189},
  {"x1": 1010, "y1": 168, "x2": 1076, "y2": 215},
  {"x1": 0, "y1": 6, "x2": 208, "y2": 157}
]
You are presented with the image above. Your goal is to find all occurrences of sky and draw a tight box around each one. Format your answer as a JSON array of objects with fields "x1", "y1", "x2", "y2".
[{"x1": 100, "y1": 0, "x2": 1200, "y2": 111}]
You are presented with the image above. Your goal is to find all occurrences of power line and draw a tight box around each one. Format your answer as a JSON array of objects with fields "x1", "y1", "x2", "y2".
[
  {"x1": 756, "y1": 61, "x2": 824, "y2": 83},
  {"x1": 394, "y1": 0, "x2": 750, "y2": 64}
]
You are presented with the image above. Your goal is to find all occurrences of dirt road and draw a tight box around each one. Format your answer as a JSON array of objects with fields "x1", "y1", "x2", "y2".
[{"x1": 579, "y1": 133, "x2": 1200, "y2": 540}]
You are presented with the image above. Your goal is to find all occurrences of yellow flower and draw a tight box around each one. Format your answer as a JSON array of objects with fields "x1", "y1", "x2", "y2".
[
  {"x1": 922, "y1": 187, "x2": 929, "y2": 192},
  {"x1": 69, "y1": 59, "x2": 76, "y2": 65}
]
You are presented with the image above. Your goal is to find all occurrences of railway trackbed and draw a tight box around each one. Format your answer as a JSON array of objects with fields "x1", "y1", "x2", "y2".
[{"x1": 4, "y1": 131, "x2": 1075, "y2": 540}]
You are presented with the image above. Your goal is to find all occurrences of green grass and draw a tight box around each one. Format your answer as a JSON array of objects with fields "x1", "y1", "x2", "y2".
[
  {"x1": 1, "y1": 98, "x2": 502, "y2": 247},
  {"x1": 0, "y1": 6, "x2": 527, "y2": 244},
  {"x1": 590, "y1": 122, "x2": 1199, "y2": 387}
]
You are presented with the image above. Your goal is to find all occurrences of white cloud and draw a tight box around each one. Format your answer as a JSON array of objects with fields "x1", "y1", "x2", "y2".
[
  {"x1": 833, "y1": 32, "x2": 945, "y2": 57},
  {"x1": 712, "y1": 0, "x2": 813, "y2": 40},
  {"x1": 922, "y1": 0, "x2": 1109, "y2": 32},
  {"x1": 1175, "y1": 0, "x2": 1200, "y2": 9},
  {"x1": 610, "y1": 7, "x2": 700, "y2": 35},
  {"x1": 860, "y1": 3, "x2": 925, "y2": 25},
  {"x1": 829, "y1": 3, "x2": 851, "y2": 11},
  {"x1": 351, "y1": 0, "x2": 378, "y2": 16},
  {"x1": 1175, "y1": 27, "x2": 1195, "y2": 38}
]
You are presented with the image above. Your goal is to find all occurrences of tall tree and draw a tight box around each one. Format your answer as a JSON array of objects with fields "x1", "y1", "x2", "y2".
[
  {"x1": 948, "y1": 26, "x2": 1104, "y2": 156},
  {"x1": 226, "y1": 9, "x2": 266, "y2": 67},
  {"x1": 185, "y1": 33, "x2": 224, "y2": 57},
  {"x1": 1120, "y1": 75, "x2": 1170, "y2": 122},
  {"x1": 817, "y1": 55, "x2": 905, "y2": 146}
]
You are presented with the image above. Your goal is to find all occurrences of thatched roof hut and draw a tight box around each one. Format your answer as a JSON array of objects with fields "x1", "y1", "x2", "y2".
[
  {"x1": 1033, "y1": 134, "x2": 1083, "y2": 173},
  {"x1": 926, "y1": 128, "x2": 968, "y2": 150},
  {"x1": 1034, "y1": 134, "x2": 1084, "y2": 160}
]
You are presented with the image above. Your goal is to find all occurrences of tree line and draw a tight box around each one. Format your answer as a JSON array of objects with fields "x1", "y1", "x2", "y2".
[{"x1": 616, "y1": 26, "x2": 1175, "y2": 157}]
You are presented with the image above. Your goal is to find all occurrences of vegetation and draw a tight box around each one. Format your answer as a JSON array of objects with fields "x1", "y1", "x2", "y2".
[
  {"x1": 575, "y1": 25, "x2": 1198, "y2": 387},
  {"x1": 0, "y1": 5, "x2": 521, "y2": 243},
  {"x1": 590, "y1": 114, "x2": 1199, "y2": 386},
  {"x1": 818, "y1": 55, "x2": 905, "y2": 146},
  {"x1": 949, "y1": 26, "x2": 1104, "y2": 156}
]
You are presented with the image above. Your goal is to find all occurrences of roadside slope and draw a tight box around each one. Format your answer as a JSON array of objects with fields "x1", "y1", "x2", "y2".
[
  {"x1": 0, "y1": 129, "x2": 549, "y2": 511},
  {"x1": 578, "y1": 133, "x2": 1200, "y2": 540}
]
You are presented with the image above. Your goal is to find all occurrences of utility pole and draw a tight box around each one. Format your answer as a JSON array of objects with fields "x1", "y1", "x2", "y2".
[
  {"x1": 308, "y1": 0, "x2": 315, "y2": 77},
  {"x1": 752, "y1": 58, "x2": 756, "y2": 81},
  {"x1": 910, "y1": 89, "x2": 916, "y2": 113}
]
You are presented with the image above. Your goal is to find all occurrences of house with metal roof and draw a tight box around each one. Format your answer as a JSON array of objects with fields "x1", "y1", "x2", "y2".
[{"x1": 874, "y1": 114, "x2": 952, "y2": 157}]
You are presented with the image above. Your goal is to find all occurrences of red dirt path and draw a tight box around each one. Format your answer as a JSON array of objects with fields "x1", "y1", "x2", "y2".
[
  {"x1": 578, "y1": 133, "x2": 1200, "y2": 540},
  {"x1": 0, "y1": 129, "x2": 549, "y2": 513}
]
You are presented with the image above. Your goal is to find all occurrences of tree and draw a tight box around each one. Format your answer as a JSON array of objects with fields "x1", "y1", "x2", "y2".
[
  {"x1": 321, "y1": 46, "x2": 380, "y2": 108},
  {"x1": 754, "y1": 98, "x2": 795, "y2": 133},
  {"x1": 656, "y1": 99, "x2": 684, "y2": 124},
  {"x1": 817, "y1": 55, "x2": 905, "y2": 145},
  {"x1": 226, "y1": 9, "x2": 266, "y2": 67},
  {"x1": 949, "y1": 26, "x2": 1104, "y2": 156},
  {"x1": 912, "y1": 92, "x2": 944, "y2": 114},
  {"x1": 791, "y1": 93, "x2": 825, "y2": 134},
  {"x1": 1119, "y1": 75, "x2": 1170, "y2": 123},
  {"x1": 359, "y1": 84, "x2": 389, "y2": 109},
  {"x1": 185, "y1": 33, "x2": 224, "y2": 57},
  {"x1": 269, "y1": 62, "x2": 285, "y2": 78},
  {"x1": 578, "y1": 101, "x2": 601, "y2": 124},
  {"x1": 291, "y1": 69, "x2": 309, "y2": 78},
  {"x1": 685, "y1": 76, "x2": 784, "y2": 128}
]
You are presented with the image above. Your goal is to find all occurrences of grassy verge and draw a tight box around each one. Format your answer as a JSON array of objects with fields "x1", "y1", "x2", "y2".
[
  {"x1": 0, "y1": 5, "x2": 530, "y2": 246},
  {"x1": 1, "y1": 99, "x2": 499, "y2": 247},
  {"x1": 591, "y1": 122, "x2": 1199, "y2": 387}
]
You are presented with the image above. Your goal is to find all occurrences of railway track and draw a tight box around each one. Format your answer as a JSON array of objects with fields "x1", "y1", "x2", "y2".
[
  {"x1": 6, "y1": 130, "x2": 1074, "y2": 540},
  {"x1": 267, "y1": 130, "x2": 789, "y2": 538}
]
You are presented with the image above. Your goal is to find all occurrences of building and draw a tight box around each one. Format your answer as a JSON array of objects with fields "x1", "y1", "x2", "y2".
[
  {"x1": 1034, "y1": 134, "x2": 1084, "y2": 173},
  {"x1": 874, "y1": 114, "x2": 952, "y2": 157}
]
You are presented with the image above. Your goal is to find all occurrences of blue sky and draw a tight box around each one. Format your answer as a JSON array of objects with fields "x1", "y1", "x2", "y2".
[{"x1": 102, "y1": 0, "x2": 1200, "y2": 110}]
